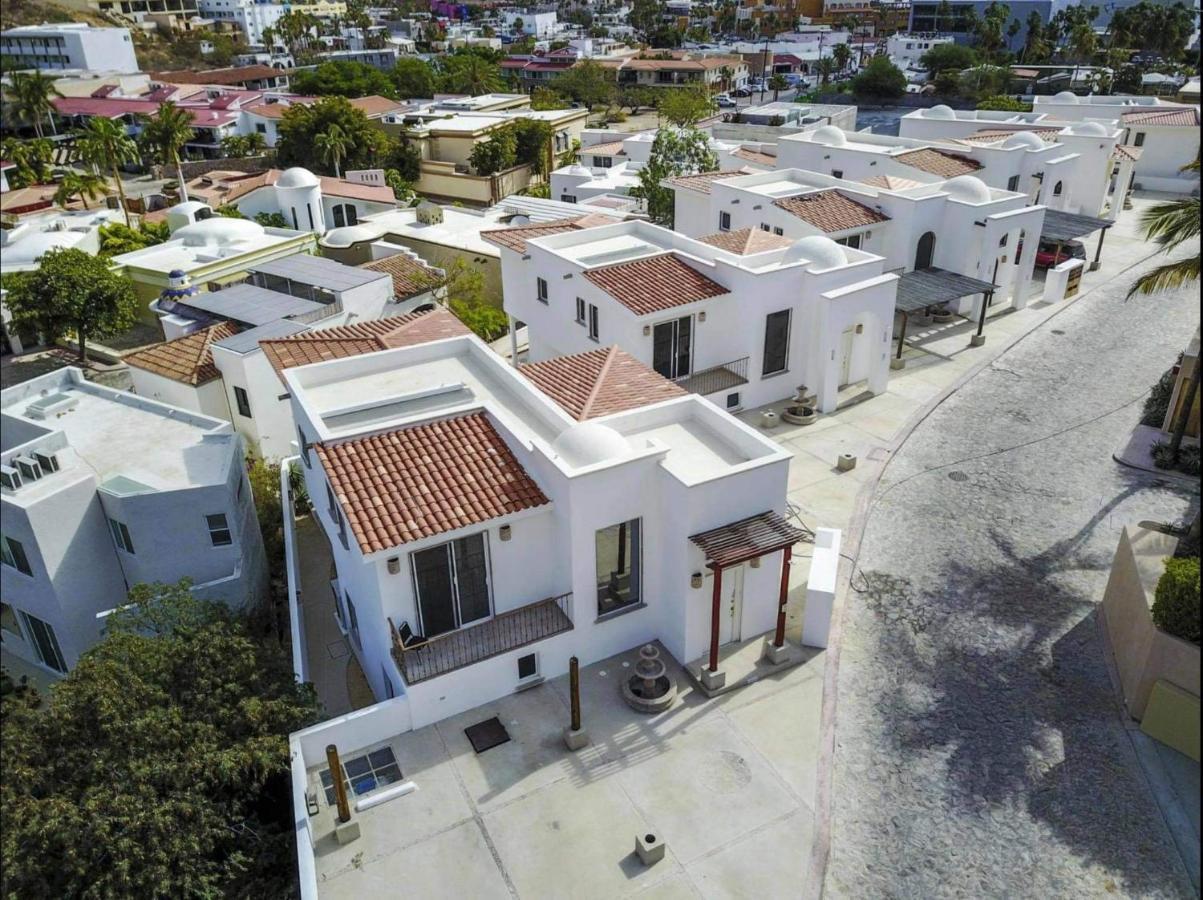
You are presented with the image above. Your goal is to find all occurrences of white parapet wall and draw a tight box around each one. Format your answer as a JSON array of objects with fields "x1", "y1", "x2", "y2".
[
  {"x1": 802, "y1": 527, "x2": 841, "y2": 649},
  {"x1": 1044, "y1": 258, "x2": 1085, "y2": 304}
]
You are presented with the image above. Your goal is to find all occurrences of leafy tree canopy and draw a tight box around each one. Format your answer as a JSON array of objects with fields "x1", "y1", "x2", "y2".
[
  {"x1": 629, "y1": 127, "x2": 717, "y2": 227},
  {"x1": 554, "y1": 59, "x2": 615, "y2": 108},
  {"x1": 392, "y1": 56, "x2": 437, "y2": 98},
  {"x1": 98, "y1": 220, "x2": 171, "y2": 257},
  {"x1": 852, "y1": 56, "x2": 907, "y2": 99},
  {"x1": 275, "y1": 96, "x2": 401, "y2": 175},
  {"x1": 659, "y1": 85, "x2": 714, "y2": 127},
  {"x1": 976, "y1": 94, "x2": 1031, "y2": 111},
  {"x1": 291, "y1": 59, "x2": 398, "y2": 99},
  {"x1": 0, "y1": 581, "x2": 319, "y2": 899},
  {"x1": 920, "y1": 42, "x2": 979, "y2": 74},
  {"x1": 3, "y1": 247, "x2": 139, "y2": 361}
]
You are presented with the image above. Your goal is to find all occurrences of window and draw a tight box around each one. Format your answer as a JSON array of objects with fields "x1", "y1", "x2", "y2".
[
  {"x1": 411, "y1": 533, "x2": 492, "y2": 637},
  {"x1": 1, "y1": 534, "x2": 32, "y2": 576},
  {"x1": 1053, "y1": 181, "x2": 1063, "y2": 196},
  {"x1": 306, "y1": 204, "x2": 315, "y2": 230},
  {"x1": 517, "y1": 652, "x2": 538, "y2": 680},
  {"x1": 593, "y1": 156, "x2": 612, "y2": 168},
  {"x1": 345, "y1": 591, "x2": 361, "y2": 650},
  {"x1": 536, "y1": 277, "x2": 549, "y2": 303},
  {"x1": 255, "y1": 122, "x2": 267, "y2": 133},
  {"x1": 1007, "y1": 174, "x2": 1020, "y2": 191},
  {"x1": 652, "y1": 315, "x2": 692, "y2": 379},
  {"x1": 108, "y1": 517, "x2": 134, "y2": 554},
  {"x1": 18, "y1": 611, "x2": 66, "y2": 673},
  {"x1": 319, "y1": 745, "x2": 401, "y2": 806},
  {"x1": 206, "y1": 513, "x2": 233, "y2": 546},
  {"x1": 575, "y1": 296, "x2": 586, "y2": 324},
  {"x1": 726, "y1": 392, "x2": 741, "y2": 409},
  {"x1": 337, "y1": 506, "x2": 349, "y2": 550},
  {"x1": 297, "y1": 426, "x2": 312, "y2": 468},
  {"x1": 588, "y1": 304, "x2": 599, "y2": 341},
  {"x1": 719, "y1": 211, "x2": 731, "y2": 231},
  {"x1": 773, "y1": 226, "x2": 784, "y2": 236},
  {"x1": 836, "y1": 234, "x2": 862, "y2": 249},
  {"x1": 596, "y1": 519, "x2": 642, "y2": 617},
  {"x1": 760, "y1": 223, "x2": 770, "y2": 231},
  {"x1": 762, "y1": 308, "x2": 791, "y2": 376},
  {"x1": 560, "y1": 194, "x2": 577, "y2": 203},
  {"x1": 831, "y1": 169, "x2": 843, "y2": 179},
  {"x1": 1133, "y1": 132, "x2": 1145, "y2": 147},
  {"x1": 332, "y1": 204, "x2": 358, "y2": 228},
  {"x1": 290, "y1": 208, "x2": 298, "y2": 229},
  {"x1": 0, "y1": 602, "x2": 22, "y2": 639},
  {"x1": 233, "y1": 386, "x2": 252, "y2": 418}
]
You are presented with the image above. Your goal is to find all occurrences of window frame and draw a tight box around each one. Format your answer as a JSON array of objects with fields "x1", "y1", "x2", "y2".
[
  {"x1": 588, "y1": 303, "x2": 599, "y2": 341},
  {"x1": 233, "y1": 385, "x2": 252, "y2": 419},
  {"x1": 575, "y1": 296, "x2": 586, "y2": 324},
  {"x1": 206, "y1": 513, "x2": 233, "y2": 547},
  {"x1": 536, "y1": 277, "x2": 549, "y2": 304},
  {"x1": 761, "y1": 308, "x2": 792, "y2": 377},
  {"x1": 595, "y1": 517, "x2": 643, "y2": 619},
  {"x1": 1, "y1": 534, "x2": 32, "y2": 576},
  {"x1": 18, "y1": 610, "x2": 66, "y2": 673},
  {"x1": 719, "y1": 210, "x2": 731, "y2": 231},
  {"x1": 108, "y1": 517, "x2": 135, "y2": 555}
]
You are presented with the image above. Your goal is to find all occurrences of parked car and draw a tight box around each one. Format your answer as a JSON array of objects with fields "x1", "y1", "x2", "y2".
[
  {"x1": 715, "y1": 94, "x2": 737, "y2": 107},
  {"x1": 731, "y1": 87, "x2": 753, "y2": 97},
  {"x1": 1019, "y1": 239, "x2": 1087, "y2": 269}
]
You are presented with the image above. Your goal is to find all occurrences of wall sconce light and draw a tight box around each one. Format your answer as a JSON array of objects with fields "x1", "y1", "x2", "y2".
[
  {"x1": 499, "y1": 525, "x2": 512, "y2": 541},
  {"x1": 562, "y1": 273, "x2": 573, "y2": 279},
  {"x1": 387, "y1": 557, "x2": 400, "y2": 574},
  {"x1": 643, "y1": 324, "x2": 651, "y2": 335},
  {"x1": 749, "y1": 556, "x2": 761, "y2": 568},
  {"x1": 698, "y1": 311, "x2": 706, "y2": 323},
  {"x1": 690, "y1": 572, "x2": 704, "y2": 589}
]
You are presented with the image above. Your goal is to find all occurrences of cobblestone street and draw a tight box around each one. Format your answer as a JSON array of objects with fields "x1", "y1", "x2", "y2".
[{"x1": 826, "y1": 256, "x2": 1200, "y2": 897}]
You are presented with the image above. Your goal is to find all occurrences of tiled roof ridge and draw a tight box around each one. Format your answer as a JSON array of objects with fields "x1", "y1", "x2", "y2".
[{"x1": 579, "y1": 346, "x2": 620, "y2": 420}]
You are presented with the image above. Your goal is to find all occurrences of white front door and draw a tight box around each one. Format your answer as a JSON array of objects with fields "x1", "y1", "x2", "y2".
[
  {"x1": 838, "y1": 327, "x2": 855, "y2": 388},
  {"x1": 717, "y1": 566, "x2": 745, "y2": 646}
]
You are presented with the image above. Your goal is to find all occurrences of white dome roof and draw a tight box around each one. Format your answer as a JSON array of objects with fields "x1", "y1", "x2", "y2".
[
  {"x1": 943, "y1": 174, "x2": 991, "y2": 204},
  {"x1": 810, "y1": 125, "x2": 846, "y2": 146},
  {"x1": 1071, "y1": 121, "x2": 1108, "y2": 136},
  {"x1": 174, "y1": 216, "x2": 265, "y2": 247},
  {"x1": 0, "y1": 230, "x2": 86, "y2": 271},
  {"x1": 1002, "y1": 130, "x2": 1045, "y2": 150},
  {"x1": 320, "y1": 224, "x2": 382, "y2": 248},
  {"x1": 169, "y1": 200, "x2": 211, "y2": 217},
  {"x1": 782, "y1": 235, "x2": 847, "y2": 269},
  {"x1": 925, "y1": 104, "x2": 955, "y2": 120},
  {"x1": 1054, "y1": 91, "x2": 1078, "y2": 103},
  {"x1": 551, "y1": 421, "x2": 631, "y2": 467},
  {"x1": 275, "y1": 167, "x2": 321, "y2": 188}
]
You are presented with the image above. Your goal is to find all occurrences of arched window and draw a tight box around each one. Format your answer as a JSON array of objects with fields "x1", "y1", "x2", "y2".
[
  {"x1": 914, "y1": 231, "x2": 936, "y2": 270},
  {"x1": 331, "y1": 204, "x2": 359, "y2": 228},
  {"x1": 1053, "y1": 181, "x2": 1063, "y2": 196}
]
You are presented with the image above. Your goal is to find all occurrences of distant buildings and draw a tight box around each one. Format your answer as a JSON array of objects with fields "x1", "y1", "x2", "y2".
[
  {"x1": 0, "y1": 23, "x2": 139, "y2": 74},
  {"x1": 1, "y1": 368, "x2": 267, "y2": 676}
]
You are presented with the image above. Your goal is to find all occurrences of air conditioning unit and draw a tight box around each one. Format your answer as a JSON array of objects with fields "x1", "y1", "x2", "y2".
[
  {"x1": 13, "y1": 455, "x2": 43, "y2": 482},
  {"x1": 0, "y1": 465, "x2": 22, "y2": 491},
  {"x1": 32, "y1": 450, "x2": 60, "y2": 474}
]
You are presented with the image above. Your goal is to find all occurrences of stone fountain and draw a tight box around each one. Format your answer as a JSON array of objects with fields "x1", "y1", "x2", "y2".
[{"x1": 621, "y1": 644, "x2": 677, "y2": 713}]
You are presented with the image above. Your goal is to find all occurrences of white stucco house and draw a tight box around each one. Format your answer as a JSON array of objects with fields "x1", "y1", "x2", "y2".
[
  {"x1": 128, "y1": 251, "x2": 444, "y2": 459},
  {"x1": 0, "y1": 368, "x2": 268, "y2": 677},
  {"x1": 485, "y1": 214, "x2": 899, "y2": 415},
  {"x1": 283, "y1": 323, "x2": 804, "y2": 727},
  {"x1": 1030, "y1": 93, "x2": 1201, "y2": 195},
  {"x1": 898, "y1": 105, "x2": 1141, "y2": 219},
  {"x1": 668, "y1": 166, "x2": 1046, "y2": 315}
]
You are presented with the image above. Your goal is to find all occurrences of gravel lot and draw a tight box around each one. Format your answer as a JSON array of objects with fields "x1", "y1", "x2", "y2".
[{"x1": 826, "y1": 255, "x2": 1201, "y2": 898}]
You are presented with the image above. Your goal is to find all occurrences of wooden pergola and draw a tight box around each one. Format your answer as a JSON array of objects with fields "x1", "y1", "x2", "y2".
[{"x1": 689, "y1": 510, "x2": 809, "y2": 673}]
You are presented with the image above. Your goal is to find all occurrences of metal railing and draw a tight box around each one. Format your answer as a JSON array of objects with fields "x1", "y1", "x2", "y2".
[
  {"x1": 674, "y1": 356, "x2": 750, "y2": 397},
  {"x1": 389, "y1": 592, "x2": 573, "y2": 685}
]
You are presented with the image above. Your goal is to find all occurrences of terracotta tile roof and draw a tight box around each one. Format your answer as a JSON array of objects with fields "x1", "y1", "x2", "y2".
[
  {"x1": 1121, "y1": 107, "x2": 1199, "y2": 127},
  {"x1": 521, "y1": 346, "x2": 686, "y2": 420},
  {"x1": 316, "y1": 411, "x2": 549, "y2": 552},
  {"x1": 479, "y1": 214, "x2": 618, "y2": 253},
  {"x1": 698, "y1": 227, "x2": 794, "y2": 254},
  {"x1": 360, "y1": 254, "x2": 442, "y2": 300},
  {"x1": 894, "y1": 147, "x2": 983, "y2": 177},
  {"x1": 858, "y1": 174, "x2": 926, "y2": 190},
  {"x1": 665, "y1": 169, "x2": 755, "y2": 194},
  {"x1": 123, "y1": 322, "x2": 240, "y2": 385},
  {"x1": 731, "y1": 147, "x2": 777, "y2": 167},
  {"x1": 150, "y1": 65, "x2": 288, "y2": 85},
  {"x1": 1112, "y1": 144, "x2": 1144, "y2": 162},
  {"x1": 581, "y1": 140, "x2": 627, "y2": 156},
  {"x1": 772, "y1": 190, "x2": 890, "y2": 233},
  {"x1": 185, "y1": 167, "x2": 396, "y2": 207},
  {"x1": 584, "y1": 254, "x2": 728, "y2": 316},
  {"x1": 349, "y1": 95, "x2": 408, "y2": 117},
  {"x1": 261, "y1": 308, "x2": 471, "y2": 376}
]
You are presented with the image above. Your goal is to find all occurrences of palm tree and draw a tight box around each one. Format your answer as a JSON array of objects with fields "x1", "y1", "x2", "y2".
[
  {"x1": 242, "y1": 130, "x2": 268, "y2": 155},
  {"x1": 816, "y1": 57, "x2": 836, "y2": 87},
  {"x1": 767, "y1": 73, "x2": 788, "y2": 100},
  {"x1": 8, "y1": 71, "x2": 63, "y2": 139},
  {"x1": 75, "y1": 117, "x2": 139, "y2": 226},
  {"x1": 1128, "y1": 159, "x2": 1201, "y2": 464},
  {"x1": 53, "y1": 170, "x2": 107, "y2": 210},
  {"x1": 140, "y1": 102, "x2": 196, "y2": 202},
  {"x1": 444, "y1": 55, "x2": 503, "y2": 96},
  {"x1": 1068, "y1": 23, "x2": 1097, "y2": 89},
  {"x1": 314, "y1": 124, "x2": 351, "y2": 178},
  {"x1": 832, "y1": 42, "x2": 851, "y2": 73}
]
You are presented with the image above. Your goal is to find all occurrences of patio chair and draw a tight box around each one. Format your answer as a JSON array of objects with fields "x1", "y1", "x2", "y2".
[{"x1": 398, "y1": 620, "x2": 426, "y2": 649}]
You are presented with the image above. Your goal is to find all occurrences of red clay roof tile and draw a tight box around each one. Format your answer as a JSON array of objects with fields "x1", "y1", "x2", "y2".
[
  {"x1": 772, "y1": 190, "x2": 890, "y2": 233},
  {"x1": 584, "y1": 254, "x2": 728, "y2": 316},
  {"x1": 521, "y1": 346, "x2": 686, "y2": 420},
  {"x1": 123, "y1": 322, "x2": 240, "y2": 385}
]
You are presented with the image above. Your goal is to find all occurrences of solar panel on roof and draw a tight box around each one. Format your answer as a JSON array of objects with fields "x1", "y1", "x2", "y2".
[{"x1": 249, "y1": 254, "x2": 386, "y2": 291}]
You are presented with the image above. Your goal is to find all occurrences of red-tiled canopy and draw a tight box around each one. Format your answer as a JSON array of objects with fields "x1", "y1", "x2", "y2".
[{"x1": 690, "y1": 511, "x2": 808, "y2": 569}]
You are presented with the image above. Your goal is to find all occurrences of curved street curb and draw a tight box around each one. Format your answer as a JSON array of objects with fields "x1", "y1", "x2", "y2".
[{"x1": 801, "y1": 243, "x2": 1170, "y2": 900}]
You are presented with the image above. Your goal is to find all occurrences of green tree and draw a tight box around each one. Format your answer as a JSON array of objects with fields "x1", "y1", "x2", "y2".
[
  {"x1": 314, "y1": 123, "x2": 352, "y2": 178},
  {"x1": 959, "y1": 64, "x2": 1012, "y2": 99},
  {"x1": 75, "y1": 117, "x2": 139, "y2": 227},
  {"x1": 1127, "y1": 159, "x2": 1201, "y2": 465},
  {"x1": 3, "y1": 248, "x2": 139, "y2": 361},
  {"x1": 628, "y1": 0, "x2": 663, "y2": 39},
  {"x1": 629, "y1": 127, "x2": 717, "y2": 227},
  {"x1": 436, "y1": 260, "x2": 506, "y2": 339},
  {"x1": 659, "y1": 85, "x2": 714, "y2": 127},
  {"x1": 768, "y1": 72, "x2": 790, "y2": 98},
  {"x1": 254, "y1": 211, "x2": 290, "y2": 228},
  {"x1": 530, "y1": 86, "x2": 570, "y2": 110},
  {"x1": 554, "y1": 59, "x2": 615, "y2": 108},
  {"x1": 97, "y1": 220, "x2": 171, "y2": 257},
  {"x1": 511, "y1": 118, "x2": 555, "y2": 175},
  {"x1": 1067, "y1": 22, "x2": 1098, "y2": 86},
  {"x1": 440, "y1": 52, "x2": 503, "y2": 95},
  {"x1": 1, "y1": 137, "x2": 54, "y2": 188},
  {"x1": 920, "y1": 42, "x2": 979, "y2": 75},
  {"x1": 7, "y1": 70, "x2": 62, "y2": 138},
  {"x1": 392, "y1": 56, "x2": 437, "y2": 98},
  {"x1": 139, "y1": 101, "x2": 197, "y2": 202},
  {"x1": 275, "y1": 96, "x2": 392, "y2": 173},
  {"x1": 851, "y1": 56, "x2": 906, "y2": 100},
  {"x1": 832, "y1": 42, "x2": 852, "y2": 72},
  {"x1": 1021, "y1": 11, "x2": 1050, "y2": 62},
  {"x1": 1152, "y1": 557, "x2": 1200, "y2": 643},
  {"x1": 975, "y1": 95, "x2": 1032, "y2": 111},
  {"x1": 291, "y1": 59, "x2": 398, "y2": 98},
  {"x1": 0, "y1": 580, "x2": 319, "y2": 899},
  {"x1": 469, "y1": 125, "x2": 518, "y2": 175},
  {"x1": 53, "y1": 170, "x2": 107, "y2": 210},
  {"x1": 384, "y1": 168, "x2": 416, "y2": 204}
]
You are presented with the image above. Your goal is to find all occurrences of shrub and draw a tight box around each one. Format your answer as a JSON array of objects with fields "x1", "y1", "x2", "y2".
[
  {"x1": 1152, "y1": 556, "x2": 1201, "y2": 643},
  {"x1": 1142, "y1": 365, "x2": 1177, "y2": 427},
  {"x1": 1151, "y1": 440, "x2": 1201, "y2": 475}
]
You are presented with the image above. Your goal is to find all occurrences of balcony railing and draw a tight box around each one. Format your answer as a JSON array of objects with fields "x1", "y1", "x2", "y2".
[
  {"x1": 388, "y1": 592, "x2": 573, "y2": 685},
  {"x1": 674, "y1": 356, "x2": 750, "y2": 397}
]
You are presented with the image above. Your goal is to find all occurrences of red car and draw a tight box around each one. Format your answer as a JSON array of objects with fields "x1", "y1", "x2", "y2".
[{"x1": 1021, "y1": 239, "x2": 1086, "y2": 269}]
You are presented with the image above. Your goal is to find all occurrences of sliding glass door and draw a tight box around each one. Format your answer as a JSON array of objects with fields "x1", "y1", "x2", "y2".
[
  {"x1": 411, "y1": 532, "x2": 492, "y2": 638},
  {"x1": 652, "y1": 316, "x2": 692, "y2": 379}
]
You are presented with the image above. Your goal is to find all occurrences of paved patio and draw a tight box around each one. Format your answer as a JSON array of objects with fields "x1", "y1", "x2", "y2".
[{"x1": 309, "y1": 641, "x2": 826, "y2": 899}]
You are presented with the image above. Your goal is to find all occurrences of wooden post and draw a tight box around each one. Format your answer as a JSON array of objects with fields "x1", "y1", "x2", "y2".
[
  {"x1": 326, "y1": 744, "x2": 351, "y2": 824},
  {"x1": 708, "y1": 566, "x2": 723, "y2": 673},
  {"x1": 569, "y1": 656, "x2": 581, "y2": 732},
  {"x1": 774, "y1": 546, "x2": 791, "y2": 648},
  {"x1": 896, "y1": 311, "x2": 908, "y2": 360}
]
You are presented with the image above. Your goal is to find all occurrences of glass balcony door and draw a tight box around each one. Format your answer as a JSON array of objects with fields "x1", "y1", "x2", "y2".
[{"x1": 412, "y1": 533, "x2": 492, "y2": 638}]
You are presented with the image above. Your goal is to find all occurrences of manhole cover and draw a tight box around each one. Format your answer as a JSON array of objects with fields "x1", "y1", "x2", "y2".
[
  {"x1": 948, "y1": 471, "x2": 969, "y2": 482},
  {"x1": 698, "y1": 750, "x2": 753, "y2": 794},
  {"x1": 1051, "y1": 329, "x2": 1065, "y2": 335}
]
